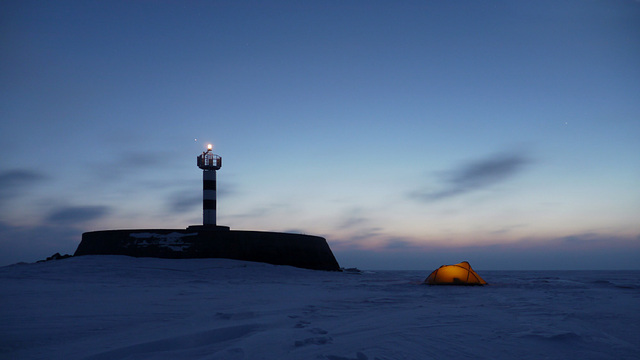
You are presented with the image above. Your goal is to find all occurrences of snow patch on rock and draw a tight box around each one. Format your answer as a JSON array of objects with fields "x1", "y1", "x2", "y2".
[{"x1": 127, "y1": 232, "x2": 198, "y2": 252}]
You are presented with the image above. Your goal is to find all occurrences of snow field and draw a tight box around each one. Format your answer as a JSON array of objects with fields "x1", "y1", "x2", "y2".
[{"x1": 1, "y1": 256, "x2": 638, "y2": 359}]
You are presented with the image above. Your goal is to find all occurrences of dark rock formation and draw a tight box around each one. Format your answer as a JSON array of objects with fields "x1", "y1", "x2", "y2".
[
  {"x1": 74, "y1": 227, "x2": 340, "y2": 271},
  {"x1": 37, "y1": 253, "x2": 73, "y2": 263}
]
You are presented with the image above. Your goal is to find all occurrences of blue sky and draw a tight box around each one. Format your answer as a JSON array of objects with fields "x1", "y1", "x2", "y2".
[{"x1": 1, "y1": 0, "x2": 639, "y2": 269}]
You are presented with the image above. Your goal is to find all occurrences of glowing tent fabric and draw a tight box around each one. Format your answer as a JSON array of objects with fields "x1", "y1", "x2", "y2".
[{"x1": 425, "y1": 261, "x2": 487, "y2": 285}]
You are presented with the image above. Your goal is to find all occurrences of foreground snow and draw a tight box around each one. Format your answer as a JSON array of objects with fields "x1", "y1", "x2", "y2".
[{"x1": 1, "y1": 256, "x2": 638, "y2": 360}]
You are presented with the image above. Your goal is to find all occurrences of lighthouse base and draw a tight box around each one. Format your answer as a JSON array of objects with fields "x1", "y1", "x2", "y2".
[
  {"x1": 74, "y1": 228, "x2": 340, "y2": 271},
  {"x1": 186, "y1": 225, "x2": 230, "y2": 231}
]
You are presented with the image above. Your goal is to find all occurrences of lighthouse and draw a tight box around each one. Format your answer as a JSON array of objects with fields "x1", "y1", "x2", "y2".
[
  {"x1": 196, "y1": 144, "x2": 222, "y2": 227},
  {"x1": 74, "y1": 142, "x2": 341, "y2": 271}
]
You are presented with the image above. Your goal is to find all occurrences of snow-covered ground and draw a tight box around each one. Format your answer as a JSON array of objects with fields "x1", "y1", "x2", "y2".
[{"x1": 1, "y1": 256, "x2": 638, "y2": 360}]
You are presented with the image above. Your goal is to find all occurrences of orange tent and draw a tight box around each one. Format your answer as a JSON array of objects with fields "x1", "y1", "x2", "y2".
[{"x1": 425, "y1": 261, "x2": 487, "y2": 285}]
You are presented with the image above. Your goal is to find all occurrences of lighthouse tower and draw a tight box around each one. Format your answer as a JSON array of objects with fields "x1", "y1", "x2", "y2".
[{"x1": 196, "y1": 144, "x2": 222, "y2": 227}]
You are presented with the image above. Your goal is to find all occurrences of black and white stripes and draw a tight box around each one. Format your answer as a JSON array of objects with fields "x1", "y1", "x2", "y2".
[{"x1": 203, "y1": 169, "x2": 216, "y2": 226}]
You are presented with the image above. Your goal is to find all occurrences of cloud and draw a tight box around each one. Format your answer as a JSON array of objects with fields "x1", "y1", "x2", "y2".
[
  {"x1": 226, "y1": 206, "x2": 271, "y2": 219},
  {"x1": 0, "y1": 169, "x2": 46, "y2": 186},
  {"x1": 88, "y1": 150, "x2": 174, "y2": 182},
  {"x1": 381, "y1": 238, "x2": 419, "y2": 250},
  {"x1": 510, "y1": 232, "x2": 640, "y2": 251},
  {"x1": 224, "y1": 200, "x2": 291, "y2": 220},
  {"x1": 490, "y1": 224, "x2": 527, "y2": 235},
  {"x1": 336, "y1": 208, "x2": 369, "y2": 230},
  {"x1": 0, "y1": 169, "x2": 47, "y2": 203},
  {"x1": 46, "y1": 205, "x2": 111, "y2": 225},
  {"x1": 411, "y1": 150, "x2": 532, "y2": 202},
  {"x1": 166, "y1": 190, "x2": 201, "y2": 213}
]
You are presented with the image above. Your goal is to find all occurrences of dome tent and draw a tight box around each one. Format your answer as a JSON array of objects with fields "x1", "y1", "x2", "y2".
[{"x1": 425, "y1": 261, "x2": 487, "y2": 285}]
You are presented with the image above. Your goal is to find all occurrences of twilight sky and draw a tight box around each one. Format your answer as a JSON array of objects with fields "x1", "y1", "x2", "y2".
[{"x1": 1, "y1": 0, "x2": 639, "y2": 269}]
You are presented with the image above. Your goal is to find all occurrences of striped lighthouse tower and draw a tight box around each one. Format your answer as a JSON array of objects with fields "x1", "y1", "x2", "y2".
[{"x1": 196, "y1": 144, "x2": 222, "y2": 226}]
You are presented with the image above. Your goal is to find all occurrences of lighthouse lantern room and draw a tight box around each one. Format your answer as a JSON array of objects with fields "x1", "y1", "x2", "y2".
[{"x1": 197, "y1": 144, "x2": 222, "y2": 170}]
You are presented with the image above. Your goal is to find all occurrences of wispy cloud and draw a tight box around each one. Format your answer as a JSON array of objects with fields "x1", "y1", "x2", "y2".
[
  {"x1": 88, "y1": 150, "x2": 174, "y2": 182},
  {"x1": 46, "y1": 205, "x2": 111, "y2": 225},
  {"x1": 166, "y1": 190, "x2": 201, "y2": 213},
  {"x1": 411, "y1": 150, "x2": 532, "y2": 202},
  {"x1": 336, "y1": 208, "x2": 369, "y2": 230},
  {"x1": 381, "y1": 237, "x2": 420, "y2": 250},
  {"x1": 0, "y1": 169, "x2": 47, "y2": 203},
  {"x1": 512, "y1": 232, "x2": 640, "y2": 251}
]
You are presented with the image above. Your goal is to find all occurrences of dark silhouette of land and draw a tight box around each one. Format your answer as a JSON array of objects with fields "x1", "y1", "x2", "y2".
[{"x1": 75, "y1": 227, "x2": 340, "y2": 271}]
